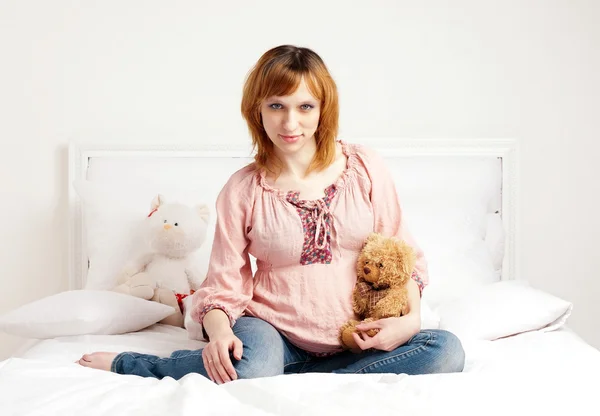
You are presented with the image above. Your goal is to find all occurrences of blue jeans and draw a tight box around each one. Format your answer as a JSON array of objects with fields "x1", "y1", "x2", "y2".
[{"x1": 112, "y1": 317, "x2": 465, "y2": 380}]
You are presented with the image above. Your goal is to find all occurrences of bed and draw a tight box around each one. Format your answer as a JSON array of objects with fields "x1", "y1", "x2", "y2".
[{"x1": 1, "y1": 138, "x2": 598, "y2": 416}]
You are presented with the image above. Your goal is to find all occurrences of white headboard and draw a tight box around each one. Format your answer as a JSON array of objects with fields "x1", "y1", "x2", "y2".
[{"x1": 68, "y1": 138, "x2": 519, "y2": 296}]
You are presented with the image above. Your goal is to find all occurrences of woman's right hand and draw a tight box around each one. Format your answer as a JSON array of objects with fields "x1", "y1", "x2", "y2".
[{"x1": 201, "y1": 329, "x2": 244, "y2": 384}]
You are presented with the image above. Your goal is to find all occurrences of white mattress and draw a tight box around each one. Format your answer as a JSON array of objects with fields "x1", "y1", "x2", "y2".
[{"x1": 1, "y1": 326, "x2": 599, "y2": 416}]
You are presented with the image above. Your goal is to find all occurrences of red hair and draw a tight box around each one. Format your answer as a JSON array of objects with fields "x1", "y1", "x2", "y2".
[{"x1": 241, "y1": 45, "x2": 339, "y2": 176}]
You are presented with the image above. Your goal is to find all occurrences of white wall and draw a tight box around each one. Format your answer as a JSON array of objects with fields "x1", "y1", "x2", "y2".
[{"x1": 1, "y1": 0, "x2": 598, "y2": 359}]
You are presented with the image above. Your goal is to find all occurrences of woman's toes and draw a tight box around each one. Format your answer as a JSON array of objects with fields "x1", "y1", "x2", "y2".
[{"x1": 76, "y1": 352, "x2": 117, "y2": 371}]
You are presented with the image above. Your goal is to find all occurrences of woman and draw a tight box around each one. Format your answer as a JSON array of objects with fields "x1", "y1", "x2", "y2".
[{"x1": 78, "y1": 45, "x2": 465, "y2": 383}]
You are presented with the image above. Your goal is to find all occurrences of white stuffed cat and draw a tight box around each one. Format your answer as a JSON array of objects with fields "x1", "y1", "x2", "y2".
[{"x1": 113, "y1": 194, "x2": 209, "y2": 328}]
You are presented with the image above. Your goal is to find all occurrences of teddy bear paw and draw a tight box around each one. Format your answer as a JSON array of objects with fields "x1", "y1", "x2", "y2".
[
  {"x1": 339, "y1": 320, "x2": 362, "y2": 352},
  {"x1": 128, "y1": 285, "x2": 155, "y2": 300}
]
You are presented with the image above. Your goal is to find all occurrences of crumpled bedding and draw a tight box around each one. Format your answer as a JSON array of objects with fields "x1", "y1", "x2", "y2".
[{"x1": 0, "y1": 325, "x2": 598, "y2": 416}]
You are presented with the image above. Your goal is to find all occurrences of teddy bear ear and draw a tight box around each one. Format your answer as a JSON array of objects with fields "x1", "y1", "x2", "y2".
[
  {"x1": 151, "y1": 194, "x2": 166, "y2": 211},
  {"x1": 196, "y1": 204, "x2": 210, "y2": 222},
  {"x1": 365, "y1": 232, "x2": 382, "y2": 245}
]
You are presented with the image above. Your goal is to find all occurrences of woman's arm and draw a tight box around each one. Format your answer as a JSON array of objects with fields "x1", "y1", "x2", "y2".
[
  {"x1": 190, "y1": 167, "x2": 256, "y2": 384},
  {"x1": 401, "y1": 278, "x2": 422, "y2": 334},
  {"x1": 190, "y1": 167, "x2": 256, "y2": 338},
  {"x1": 353, "y1": 278, "x2": 421, "y2": 352},
  {"x1": 203, "y1": 308, "x2": 235, "y2": 339}
]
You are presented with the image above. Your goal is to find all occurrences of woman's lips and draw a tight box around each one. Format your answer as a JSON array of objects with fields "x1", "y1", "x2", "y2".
[{"x1": 279, "y1": 134, "x2": 302, "y2": 143}]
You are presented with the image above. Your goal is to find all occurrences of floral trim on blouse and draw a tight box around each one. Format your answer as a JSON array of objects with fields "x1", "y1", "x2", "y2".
[
  {"x1": 411, "y1": 271, "x2": 425, "y2": 296},
  {"x1": 286, "y1": 184, "x2": 337, "y2": 265}
]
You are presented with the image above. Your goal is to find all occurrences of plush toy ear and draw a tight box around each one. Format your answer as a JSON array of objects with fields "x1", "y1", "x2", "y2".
[
  {"x1": 197, "y1": 204, "x2": 210, "y2": 222},
  {"x1": 151, "y1": 194, "x2": 166, "y2": 211},
  {"x1": 365, "y1": 232, "x2": 382, "y2": 246}
]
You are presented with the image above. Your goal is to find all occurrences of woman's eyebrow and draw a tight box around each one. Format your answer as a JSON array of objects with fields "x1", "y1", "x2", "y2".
[{"x1": 266, "y1": 95, "x2": 318, "y2": 102}]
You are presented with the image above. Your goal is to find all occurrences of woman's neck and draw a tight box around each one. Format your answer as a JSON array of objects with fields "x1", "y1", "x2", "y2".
[{"x1": 275, "y1": 138, "x2": 317, "y2": 179}]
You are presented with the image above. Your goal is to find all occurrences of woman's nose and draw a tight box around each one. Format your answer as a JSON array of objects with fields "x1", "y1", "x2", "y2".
[{"x1": 283, "y1": 110, "x2": 298, "y2": 131}]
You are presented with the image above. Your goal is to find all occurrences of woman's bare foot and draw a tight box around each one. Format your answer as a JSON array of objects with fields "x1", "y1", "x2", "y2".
[{"x1": 76, "y1": 352, "x2": 118, "y2": 371}]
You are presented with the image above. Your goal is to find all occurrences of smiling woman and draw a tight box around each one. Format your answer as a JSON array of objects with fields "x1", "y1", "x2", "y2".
[
  {"x1": 77, "y1": 44, "x2": 464, "y2": 384},
  {"x1": 261, "y1": 79, "x2": 321, "y2": 150},
  {"x1": 241, "y1": 44, "x2": 339, "y2": 178}
]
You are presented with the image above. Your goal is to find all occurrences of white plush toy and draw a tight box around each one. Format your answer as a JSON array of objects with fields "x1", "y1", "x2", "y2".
[{"x1": 112, "y1": 194, "x2": 209, "y2": 328}]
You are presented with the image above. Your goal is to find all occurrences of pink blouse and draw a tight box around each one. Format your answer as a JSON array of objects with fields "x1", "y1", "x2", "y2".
[{"x1": 190, "y1": 140, "x2": 428, "y2": 354}]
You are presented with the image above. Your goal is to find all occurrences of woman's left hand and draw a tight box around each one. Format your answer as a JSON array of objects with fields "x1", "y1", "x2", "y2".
[{"x1": 352, "y1": 313, "x2": 421, "y2": 352}]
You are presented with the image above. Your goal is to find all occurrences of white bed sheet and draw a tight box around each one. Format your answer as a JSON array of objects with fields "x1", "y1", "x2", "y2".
[{"x1": 1, "y1": 326, "x2": 599, "y2": 416}]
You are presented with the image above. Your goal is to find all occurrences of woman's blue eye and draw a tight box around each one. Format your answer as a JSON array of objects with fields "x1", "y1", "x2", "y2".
[
  {"x1": 300, "y1": 104, "x2": 314, "y2": 110},
  {"x1": 269, "y1": 103, "x2": 283, "y2": 110}
]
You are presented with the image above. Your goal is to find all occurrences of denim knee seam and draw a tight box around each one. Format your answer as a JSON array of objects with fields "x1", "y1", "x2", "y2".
[
  {"x1": 168, "y1": 351, "x2": 203, "y2": 360},
  {"x1": 353, "y1": 331, "x2": 435, "y2": 374},
  {"x1": 139, "y1": 357, "x2": 161, "y2": 365}
]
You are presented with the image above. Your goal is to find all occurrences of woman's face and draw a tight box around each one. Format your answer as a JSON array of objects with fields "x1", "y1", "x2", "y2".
[{"x1": 260, "y1": 77, "x2": 321, "y2": 156}]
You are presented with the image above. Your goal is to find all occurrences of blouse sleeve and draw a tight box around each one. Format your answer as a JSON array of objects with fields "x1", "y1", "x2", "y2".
[
  {"x1": 359, "y1": 146, "x2": 429, "y2": 295},
  {"x1": 190, "y1": 168, "x2": 255, "y2": 336}
]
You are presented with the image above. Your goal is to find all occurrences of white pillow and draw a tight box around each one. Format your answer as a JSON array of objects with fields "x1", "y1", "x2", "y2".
[
  {"x1": 435, "y1": 280, "x2": 573, "y2": 341},
  {"x1": 484, "y1": 212, "x2": 505, "y2": 272},
  {"x1": 402, "y1": 192, "x2": 499, "y2": 308},
  {"x1": 74, "y1": 180, "x2": 149, "y2": 290},
  {"x1": 0, "y1": 290, "x2": 176, "y2": 339}
]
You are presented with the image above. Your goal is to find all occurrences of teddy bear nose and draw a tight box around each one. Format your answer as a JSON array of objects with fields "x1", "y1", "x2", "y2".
[
  {"x1": 163, "y1": 224, "x2": 172, "y2": 230},
  {"x1": 363, "y1": 266, "x2": 371, "y2": 275}
]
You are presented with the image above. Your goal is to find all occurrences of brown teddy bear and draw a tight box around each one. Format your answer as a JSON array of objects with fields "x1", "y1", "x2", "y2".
[{"x1": 339, "y1": 232, "x2": 417, "y2": 352}]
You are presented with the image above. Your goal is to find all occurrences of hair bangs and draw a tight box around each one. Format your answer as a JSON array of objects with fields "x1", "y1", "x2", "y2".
[{"x1": 259, "y1": 61, "x2": 320, "y2": 103}]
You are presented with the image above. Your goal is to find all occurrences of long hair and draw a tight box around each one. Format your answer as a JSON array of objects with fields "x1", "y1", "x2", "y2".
[{"x1": 241, "y1": 45, "x2": 339, "y2": 176}]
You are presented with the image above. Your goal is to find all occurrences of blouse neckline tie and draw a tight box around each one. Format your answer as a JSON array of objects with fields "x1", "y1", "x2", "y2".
[
  {"x1": 286, "y1": 191, "x2": 335, "y2": 250},
  {"x1": 311, "y1": 199, "x2": 330, "y2": 249}
]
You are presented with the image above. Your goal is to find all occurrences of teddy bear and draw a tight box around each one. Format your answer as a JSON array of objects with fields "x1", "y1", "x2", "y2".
[
  {"x1": 339, "y1": 232, "x2": 417, "y2": 352},
  {"x1": 112, "y1": 194, "x2": 210, "y2": 328}
]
